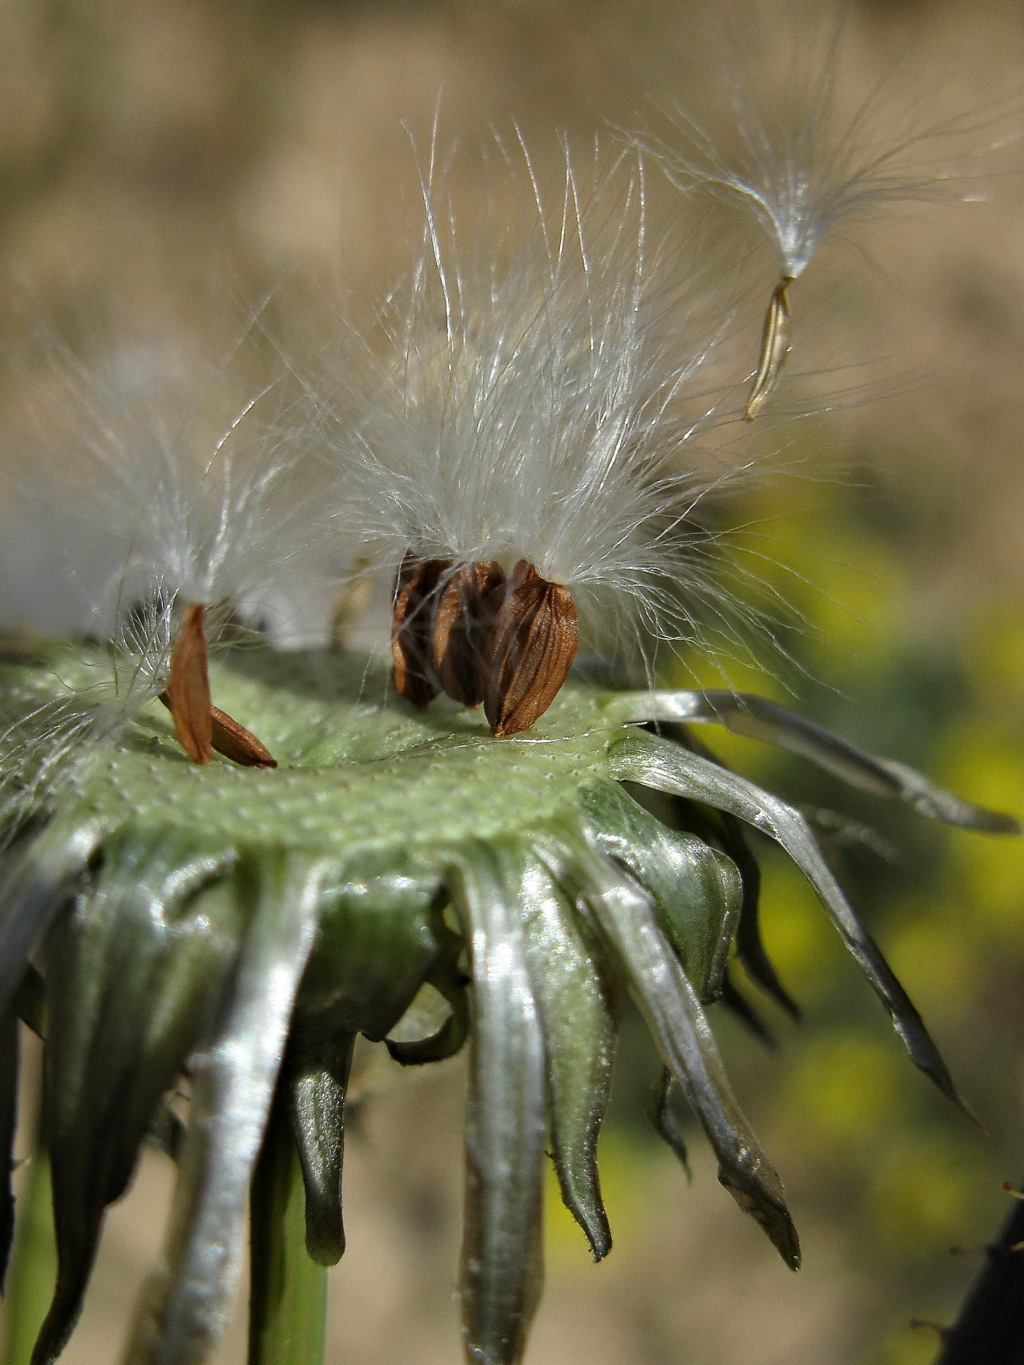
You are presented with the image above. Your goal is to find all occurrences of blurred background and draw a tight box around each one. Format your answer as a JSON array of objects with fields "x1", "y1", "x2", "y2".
[{"x1": 2, "y1": 1, "x2": 1024, "y2": 1363}]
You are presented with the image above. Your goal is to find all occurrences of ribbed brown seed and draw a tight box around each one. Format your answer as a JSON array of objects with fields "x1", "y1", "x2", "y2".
[
  {"x1": 432, "y1": 561, "x2": 506, "y2": 707},
  {"x1": 158, "y1": 601, "x2": 278, "y2": 768},
  {"x1": 158, "y1": 692, "x2": 278, "y2": 768},
  {"x1": 209, "y1": 706, "x2": 278, "y2": 768},
  {"x1": 391, "y1": 556, "x2": 449, "y2": 706},
  {"x1": 485, "y1": 560, "x2": 579, "y2": 738},
  {"x1": 166, "y1": 602, "x2": 213, "y2": 763}
]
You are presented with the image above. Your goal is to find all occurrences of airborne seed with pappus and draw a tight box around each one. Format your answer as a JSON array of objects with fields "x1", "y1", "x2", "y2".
[
  {"x1": 640, "y1": 8, "x2": 986, "y2": 418},
  {"x1": 745, "y1": 277, "x2": 792, "y2": 421}
]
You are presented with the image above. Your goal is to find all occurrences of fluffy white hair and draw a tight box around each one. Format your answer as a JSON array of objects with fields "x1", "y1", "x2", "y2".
[
  {"x1": 643, "y1": 6, "x2": 980, "y2": 283},
  {"x1": 312, "y1": 137, "x2": 775, "y2": 678},
  {"x1": 0, "y1": 339, "x2": 312, "y2": 807},
  {"x1": 9, "y1": 340, "x2": 314, "y2": 662}
]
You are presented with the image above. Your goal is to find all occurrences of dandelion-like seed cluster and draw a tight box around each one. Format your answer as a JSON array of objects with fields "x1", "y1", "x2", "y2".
[{"x1": 0, "y1": 30, "x2": 1016, "y2": 1365}]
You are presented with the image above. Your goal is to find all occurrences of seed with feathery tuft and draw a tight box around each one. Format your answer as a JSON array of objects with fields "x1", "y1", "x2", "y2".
[
  {"x1": 485, "y1": 561, "x2": 579, "y2": 738},
  {"x1": 391, "y1": 556, "x2": 449, "y2": 708},
  {"x1": 433, "y1": 561, "x2": 507, "y2": 708}
]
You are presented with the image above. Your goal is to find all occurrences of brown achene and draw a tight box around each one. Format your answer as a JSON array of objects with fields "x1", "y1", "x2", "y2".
[{"x1": 159, "y1": 602, "x2": 277, "y2": 768}]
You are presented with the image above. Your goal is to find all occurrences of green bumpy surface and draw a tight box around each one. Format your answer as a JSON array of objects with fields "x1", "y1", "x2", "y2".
[
  {"x1": 4, "y1": 637, "x2": 863, "y2": 1365},
  {"x1": 15, "y1": 644, "x2": 623, "y2": 855}
]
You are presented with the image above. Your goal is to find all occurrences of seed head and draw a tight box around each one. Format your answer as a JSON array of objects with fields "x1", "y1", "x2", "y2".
[
  {"x1": 0, "y1": 638, "x2": 1013, "y2": 1365},
  {"x1": 315, "y1": 139, "x2": 766, "y2": 731}
]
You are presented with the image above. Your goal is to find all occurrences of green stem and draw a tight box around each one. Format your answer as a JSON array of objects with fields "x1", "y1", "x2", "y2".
[
  {"x1": 2, "y1": 1149, "x2": 55, "y2": 1365},
  {"x1": 248, "y1": 1097, "x2": 329, "y2": 1365}
]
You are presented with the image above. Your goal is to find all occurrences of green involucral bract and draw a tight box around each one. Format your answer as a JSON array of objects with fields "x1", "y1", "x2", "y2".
[{"x1": 0, "y1": 642, "x2": 1014, "y2": 1365}]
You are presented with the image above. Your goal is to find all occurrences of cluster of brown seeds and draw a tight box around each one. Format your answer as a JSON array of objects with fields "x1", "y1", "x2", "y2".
[{"x1": 391, "y1": 555, "x2": 579, "y2": 736}]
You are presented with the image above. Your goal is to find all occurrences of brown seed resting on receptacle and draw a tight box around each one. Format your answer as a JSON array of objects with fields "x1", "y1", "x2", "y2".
[
  {"x1": 159, "y1": 689, "x2": 278, "y2": 768},
  {"x1": 432, "y1": 561, "x2": 506, "y2": 706},
  {"x1": 391, "y1": 555, "x2": 578, "y2": 735},
  {"x1": 159, "y1": 600, "x2": 278, "y2": 767},
  {"x1": 166, "y1": 602, "x2": 214, "y2": 763},
  {"x1": 209, "y1": 706, "x2": 278, "y2": 768},
  {"x1": 391, "y1": 556, "x2": 450, "y2": 706},
  {"x1": 485, "y1": 560, "x2": 579, "y2": 738}
]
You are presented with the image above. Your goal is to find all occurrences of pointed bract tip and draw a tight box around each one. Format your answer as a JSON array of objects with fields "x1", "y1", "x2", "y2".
[{"x1": 718, "y1": 1168, "x2": 801, "y2": 1270}]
